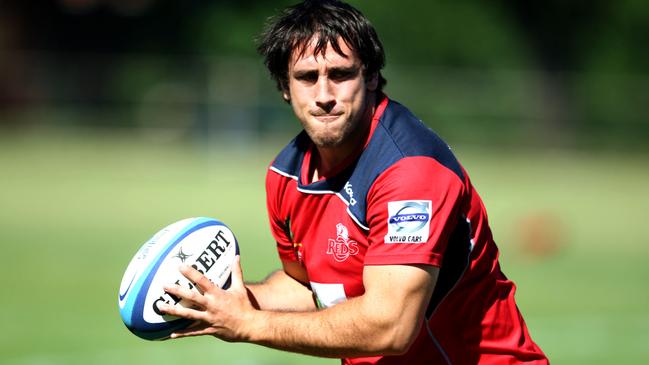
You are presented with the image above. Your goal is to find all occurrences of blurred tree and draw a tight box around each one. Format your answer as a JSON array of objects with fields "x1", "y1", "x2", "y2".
[
  {"x1": 353, "y1": 0, "x2": 530, "y2": 69},
  {"x1": 501, "y1": 0, "x2": 610, "y2": 71},
  {"x1": 0, "y1": 0, "x2": 646, "y2": 147},
  {"x1": 494, "y1": 0, "x2": 609, "y2": 146},
  {"x1": 499, "y1": 0, "x2": 648, "y2": 147},
  {"x1": 187, "y1": 1, "x2": 295, "y2": 56}
]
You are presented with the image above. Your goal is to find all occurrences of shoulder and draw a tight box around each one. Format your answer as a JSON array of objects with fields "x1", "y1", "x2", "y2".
[
  {"x1": 265, "y1": 132, "x2": 310, "y2": 198},
  {"x1": 374, "y1": 156, "x2": 465, "y2": 190},
  {"x1": 367, "y1": 156, "x2": 467, "y2": 213},
  {"x1": 373, "y1": 99, "x2": 464, "y2": 182},
  {"x1": 269, "y1": 130, "x2": 310, "y2": 179},
  {"x1": 346, "y1": 99, "x2": 467, "y2": 227}
]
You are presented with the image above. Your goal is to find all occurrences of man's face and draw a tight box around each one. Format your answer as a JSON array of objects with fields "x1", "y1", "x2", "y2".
[{"x1": 284, "y1": 38, "x2": 378, "y2": 150}]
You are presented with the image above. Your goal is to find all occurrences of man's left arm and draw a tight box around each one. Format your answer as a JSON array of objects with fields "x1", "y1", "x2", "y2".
[{"x1": 159, "y1": 257, "x2": 438, "y2": 358}]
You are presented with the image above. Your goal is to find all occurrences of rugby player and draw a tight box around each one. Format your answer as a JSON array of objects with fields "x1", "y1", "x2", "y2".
[{"x1": 160, "y1": 1, "x2": 549, "y2": 363}]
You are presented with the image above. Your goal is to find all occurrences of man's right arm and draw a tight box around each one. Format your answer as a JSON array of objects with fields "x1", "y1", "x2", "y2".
[{"x1": 245, "y1": 260, "x2": 317, "y2": 312}]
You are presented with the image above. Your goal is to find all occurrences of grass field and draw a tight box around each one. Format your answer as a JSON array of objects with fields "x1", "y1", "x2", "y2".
[{"x1": 1, "y1": 129, "x2": 648, "y2": 364}]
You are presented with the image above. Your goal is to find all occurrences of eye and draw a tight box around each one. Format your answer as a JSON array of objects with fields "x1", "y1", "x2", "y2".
[
  {"x1": 329, "y1": 68, "x2": 358, "y2": 82},
  {"x1": 294, "y1": 71, "x2": 318, "y2": 84}
]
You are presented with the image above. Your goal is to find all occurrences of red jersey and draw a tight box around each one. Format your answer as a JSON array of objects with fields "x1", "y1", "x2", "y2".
[{"x1": 265, "y1": 96, "x2": 548, "y2": 364}]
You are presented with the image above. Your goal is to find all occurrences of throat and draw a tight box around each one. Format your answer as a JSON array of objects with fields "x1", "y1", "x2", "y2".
[{"x1": 307, "y1": 143, "x2": 359, "y2": 184}]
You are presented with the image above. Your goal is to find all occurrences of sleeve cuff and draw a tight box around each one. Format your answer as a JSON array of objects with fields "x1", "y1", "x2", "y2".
[{"x1": 363, "y1": 252, "x2": 443, "y2": 267}]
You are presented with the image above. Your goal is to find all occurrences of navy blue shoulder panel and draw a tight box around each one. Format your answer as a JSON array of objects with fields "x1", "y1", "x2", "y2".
[
  {"x1": 345, "y1": 100, "x2": 465, "y2": 228},
  {"x1": 270, "y1": 131, "x2": 310, "y2": 179},
  {"x1": 377, "y1": 100, "x2": 464, "y2": 179},
  {"x1": 269, "y1": 100, "x2": 464, "y2": 230}
]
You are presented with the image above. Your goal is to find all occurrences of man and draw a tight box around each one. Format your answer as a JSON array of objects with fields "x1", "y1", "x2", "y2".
[{"x1": 160, "y1": 1, "x2": 549, "y2": 364}]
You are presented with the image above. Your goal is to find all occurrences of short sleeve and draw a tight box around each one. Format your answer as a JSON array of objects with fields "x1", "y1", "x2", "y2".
[
  {"x1": 364, "y1": 156, "x2": 466, "y2": 267},
  {"x1": 265, "y1": 167, "x2": 298, "y2": 262}
]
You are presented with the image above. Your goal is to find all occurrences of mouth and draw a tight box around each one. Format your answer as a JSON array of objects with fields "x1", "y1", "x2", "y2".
[{"x1": 311, "y1": 112, "x2": 344, "y2": 122}]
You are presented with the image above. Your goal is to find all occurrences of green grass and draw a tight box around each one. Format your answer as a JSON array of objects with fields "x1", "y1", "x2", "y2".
[{"x1": 0, "y1": 130, "x2": 647, "y2": 364}]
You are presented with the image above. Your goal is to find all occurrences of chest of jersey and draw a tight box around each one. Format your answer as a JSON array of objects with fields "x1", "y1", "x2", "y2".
[{"x1": 283, "y1": 188, "x2": 368, "y2": 306}]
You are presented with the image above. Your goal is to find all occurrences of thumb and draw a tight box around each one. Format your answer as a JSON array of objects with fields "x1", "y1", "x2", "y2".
[{"x1": 229, "y1": 255, "x2": 245, "y2": 290}]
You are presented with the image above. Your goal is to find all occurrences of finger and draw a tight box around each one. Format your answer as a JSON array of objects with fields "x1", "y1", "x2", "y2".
[
  {"x1": 179, "y1": 264, "x2": 215, "y2": 293},
  {"x1": 169, "y1": 323, "x2": 215, "y2": 339},
  {"x1": 160, "y1": 321, "x2": 206, "y2": 341},
  {"x1": 229, "y1": 256, "x2": 245, "y2": 290},
  {"x1": 163, "y1": 283, "x2": 207, "y2": 308},
  {"x1": 157, "y1": 302, "x2": 205, "y2": 321}
]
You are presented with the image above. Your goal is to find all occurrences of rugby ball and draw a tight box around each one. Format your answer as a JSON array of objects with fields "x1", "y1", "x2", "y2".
[{"x1": 118, "y1": 217, "x2": 239, "y2": 340}]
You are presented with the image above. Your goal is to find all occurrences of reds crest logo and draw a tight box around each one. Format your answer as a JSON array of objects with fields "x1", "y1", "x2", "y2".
[{"x1": 326, "y1": 223, "x2": 359, "y2": 262}]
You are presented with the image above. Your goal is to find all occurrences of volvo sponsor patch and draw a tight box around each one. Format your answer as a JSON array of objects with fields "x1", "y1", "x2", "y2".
[{"x1": 384, "y1": 200, "x2": 432, "y2": 243}]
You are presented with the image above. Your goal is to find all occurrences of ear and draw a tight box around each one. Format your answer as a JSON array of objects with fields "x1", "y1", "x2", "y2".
[
  {"x1": 281, "y1": 80, "x2": 291, "y2": 102},
  {"x1": 282, "y1": 88, "x2": 291, "y2": 102},
  {"x1": 366, "y1": 72, "x2": 378, "y2": 92}
]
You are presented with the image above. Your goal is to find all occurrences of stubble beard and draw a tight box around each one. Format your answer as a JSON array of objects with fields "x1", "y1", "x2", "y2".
[
  {"x1": 304, "y1": 101, "x2": 373, "y2": 149},
  {"x1": 305, "y1": 119, "x2": 353, "y2": 148}
]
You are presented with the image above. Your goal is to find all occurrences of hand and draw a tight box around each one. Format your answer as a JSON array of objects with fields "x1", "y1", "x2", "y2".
[{"x1": 158, "y1": 256, "x2": 254, "y2": 341}]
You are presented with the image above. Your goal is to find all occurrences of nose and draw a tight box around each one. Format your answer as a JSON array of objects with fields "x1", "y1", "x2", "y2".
[{"x1": 315, "y1": 76, "x2": 335, "y2": 112}]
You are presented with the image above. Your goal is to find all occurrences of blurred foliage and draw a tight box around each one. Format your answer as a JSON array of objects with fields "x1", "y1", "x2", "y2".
[
  {"x1": 0, "y1": 0, "x2": 647, "y2": 149},
  {"x1": 360, "y1": 0, "x2": 531, "y2": 69}
]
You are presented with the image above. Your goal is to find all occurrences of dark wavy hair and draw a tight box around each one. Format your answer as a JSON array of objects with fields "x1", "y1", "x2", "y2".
[{"x1": 257, "y1": 0, "x2": 386, "y2": 94}]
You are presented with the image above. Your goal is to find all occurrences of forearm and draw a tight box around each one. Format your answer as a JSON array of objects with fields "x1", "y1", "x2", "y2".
[
  {"x1": 160, "y1": 262, "x2": 436, "y2": 359},
  {"x1": 246, "y1": 269, "x2": 317, "y2": 312},
  {"x1": 239, "y1": 265, "x2": 438, "y2": 358},
  {"x1": 243, "y1": 294, "x2": 414, "y2": 358}
]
